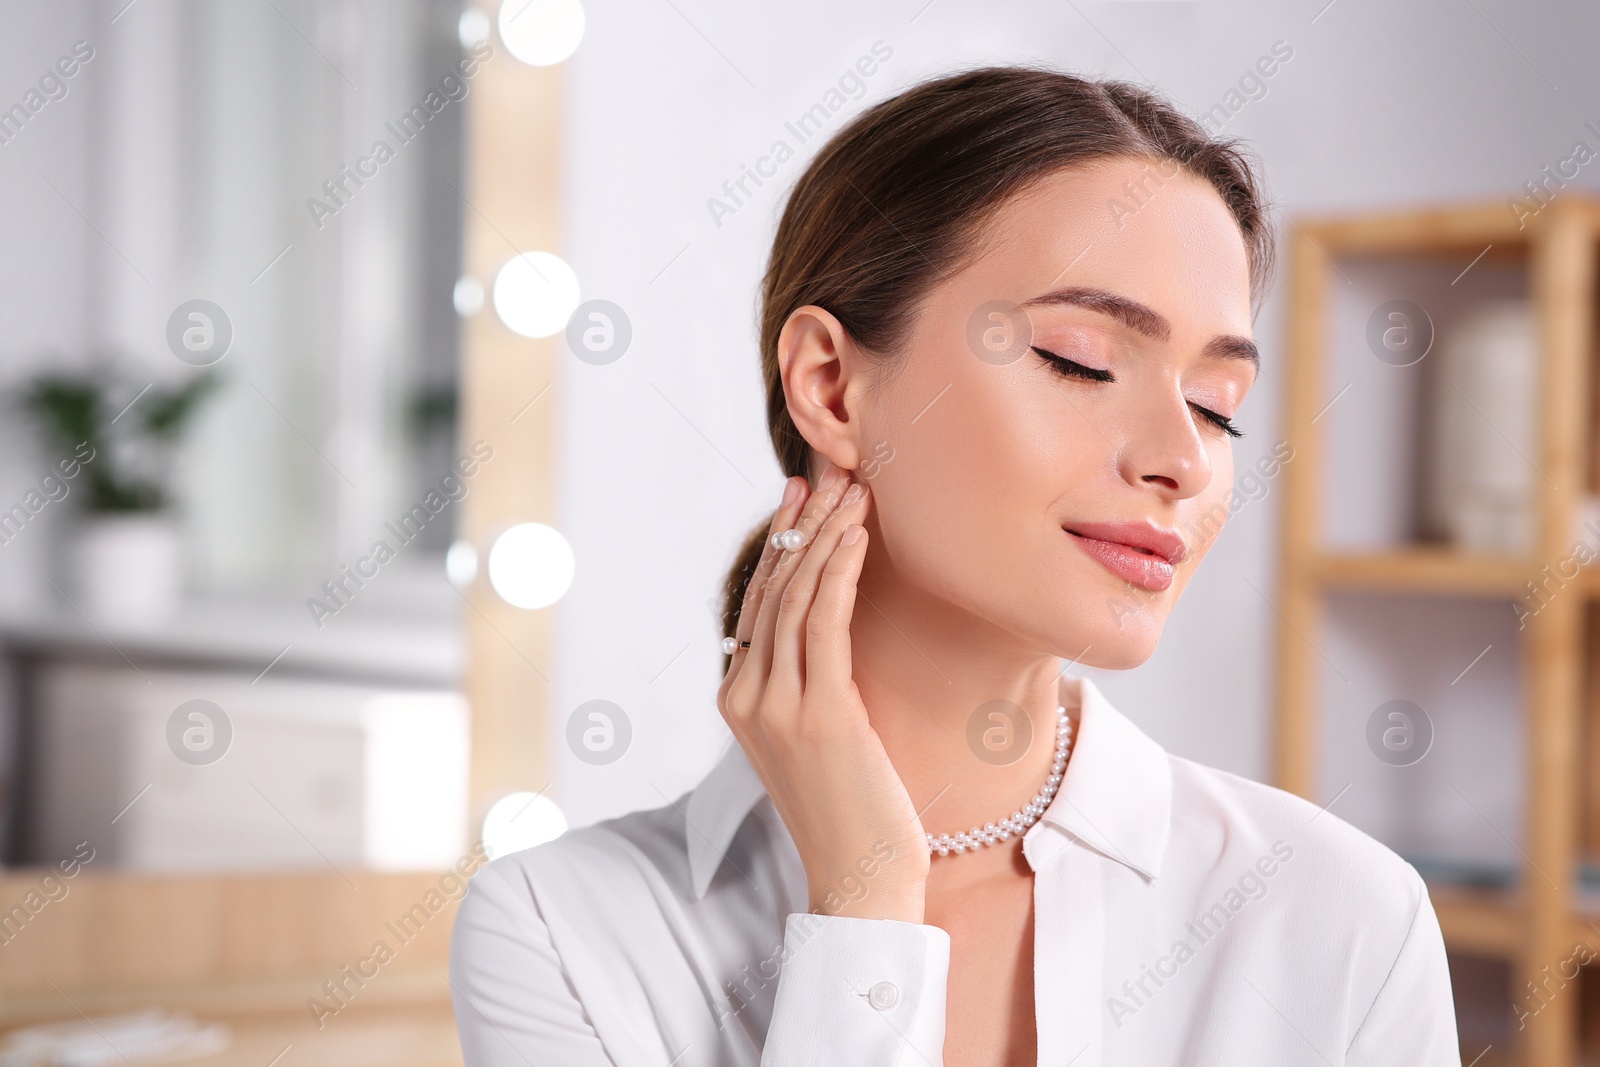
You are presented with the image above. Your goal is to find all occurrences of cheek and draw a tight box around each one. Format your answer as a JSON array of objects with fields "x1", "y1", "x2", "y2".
[
  {"x1": 868, "y1": 395, "x2": 1010, "y2": 553},
  {"x1": 866, "y1": 369, "x2": 1070, "y2": 576},
  {"x1": 1177, "y1": 451, "x2": 1237, "y2": 566},
  {"x1": 902, "y1": 371, "x2": 1104, "y2": 528}
]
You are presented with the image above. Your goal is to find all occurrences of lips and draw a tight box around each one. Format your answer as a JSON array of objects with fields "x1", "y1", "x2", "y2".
[{"x1": 1063, "y1": 521, "x2": 1187, "y2": 593}]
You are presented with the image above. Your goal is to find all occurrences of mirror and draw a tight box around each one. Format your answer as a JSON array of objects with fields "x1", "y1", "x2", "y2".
[{"x1": 0, "y1": 0, "x2": 478, "y2": 875}]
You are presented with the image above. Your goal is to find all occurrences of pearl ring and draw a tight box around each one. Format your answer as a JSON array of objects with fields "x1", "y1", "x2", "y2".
[{"x1": 769, "y1": 527, "x2": 809, "y2": 552}]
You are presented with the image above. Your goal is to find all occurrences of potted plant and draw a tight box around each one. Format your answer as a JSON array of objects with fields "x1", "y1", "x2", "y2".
[{"x1": 13, "y1": 366, "x2": 219, "y2": 627}]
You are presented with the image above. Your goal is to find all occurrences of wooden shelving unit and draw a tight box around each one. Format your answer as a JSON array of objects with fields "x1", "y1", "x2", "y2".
[{"x1": 1272, "y1": 191, "x2": 1600, "y2": 1066}]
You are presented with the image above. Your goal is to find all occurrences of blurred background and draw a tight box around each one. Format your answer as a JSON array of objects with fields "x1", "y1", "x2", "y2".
[{"x1": 0, "y1": 0, "x2": 1597, "y2": 1064}]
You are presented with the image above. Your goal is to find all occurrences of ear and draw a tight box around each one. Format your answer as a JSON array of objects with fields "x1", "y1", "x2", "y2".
[{"x1": 777, "y1": 304, "x2": 866, "y2": 475}]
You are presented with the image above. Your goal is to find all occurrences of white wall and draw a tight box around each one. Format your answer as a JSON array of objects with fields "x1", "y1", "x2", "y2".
[{"x1": 552, "y1": 0, "x2": 1600, "y2": 875}]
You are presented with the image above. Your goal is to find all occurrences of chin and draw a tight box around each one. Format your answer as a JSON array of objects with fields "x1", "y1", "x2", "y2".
[
  {"x1": 1077, "y1": 626, "x2": 1162, "y2": 670},
  {"x1": 1082, "y1": 584, "x2": 1177, "y2": 667},
  {"x1": 1045, "y1": 578, "x2": 1173, "y2": 668},
  {"x1": 1013, "y1": 589, "x2": 1168, "y2": 669}
]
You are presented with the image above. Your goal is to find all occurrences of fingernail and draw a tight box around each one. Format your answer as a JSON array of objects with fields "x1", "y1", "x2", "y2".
[
  {"x1": 781, "y1": 477, "x2": 801, "y2": 507},
  {"x1": 841, "y1": 482, "x2": 863, "y2": 506},
  {"x1": 842, "y1": 523, "x2": 863, "y2": 546},
  {"x1": 819, "y1": 465, "x2": 844, "y2": 490}
]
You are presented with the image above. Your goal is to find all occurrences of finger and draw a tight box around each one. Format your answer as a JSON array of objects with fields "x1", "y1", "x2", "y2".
[
  {"x1": 746, "y1": 465, "x2": 853, "y2": 689},
  {"x1": 805, "y1": 517, "x2": 869, "y2": 701},
  {"x1": 771, "y1": 479, "x2": 872, "y2": 688},
  {"x1": 722, "y1": 476, "x2": 809, "y2": 705},
  {"x1": 733, "y1": 476, "x2": 811, "y2": 648}
]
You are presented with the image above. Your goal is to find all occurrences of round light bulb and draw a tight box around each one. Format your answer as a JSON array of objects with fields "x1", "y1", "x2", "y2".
[
  {"x1": 492, "y1": 252, "x2": 580, "y2": 339},
  {"x1": 454, "y1": 275, "x2": 485, "y2": 318},
  {"x1": 446, "y1": 539, "x2": 479, "y2": 588},
  {"x1": 486, "y1": 522, "x2": 574, "y2": 609},
  {"x1": 481, "y1": 791, "x2": 567, "y2": 859},
  {"x1": 497, "y1": 0, "x2": 585, "y2": 66},
  {"x1": 458, "y1": 7, "x2": 491, "y2": 49}
]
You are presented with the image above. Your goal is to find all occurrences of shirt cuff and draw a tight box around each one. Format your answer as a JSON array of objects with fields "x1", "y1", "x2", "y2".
[{"x1": 761, "y1": 911, "x2": 950, "y2": 1066}]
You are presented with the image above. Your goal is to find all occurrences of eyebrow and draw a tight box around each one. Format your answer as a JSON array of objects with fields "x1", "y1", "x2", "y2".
[{"x1": 1016, "y1": 285, "x2": 1260, "y2": 371}]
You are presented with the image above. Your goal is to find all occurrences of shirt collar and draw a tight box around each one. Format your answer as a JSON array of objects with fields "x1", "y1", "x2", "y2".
[
  {"x1": 685, "y1": 735, "x2": 770, "y2": 900},
  {"x1": 684, "y1": 674, "x2": 1172, "y2": 900},
  {"x1": 1033, "y1": 673, "x2": 1172, "y2": 881}
]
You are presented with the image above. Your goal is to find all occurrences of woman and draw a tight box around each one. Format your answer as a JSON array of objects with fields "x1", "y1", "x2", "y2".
[{"x1": 450, "y1": 65, "x2": 1460, "y2": 1066}]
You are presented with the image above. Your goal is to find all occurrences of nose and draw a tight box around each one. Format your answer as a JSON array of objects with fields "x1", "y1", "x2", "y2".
[{"x1": 1117, "y1": 384, "x2": 1214, "y2": 500}]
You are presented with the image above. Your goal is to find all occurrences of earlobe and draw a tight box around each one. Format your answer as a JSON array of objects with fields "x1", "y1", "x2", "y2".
[{"x1": 778, "y1": 305, "x2": 864, "y2": 473}]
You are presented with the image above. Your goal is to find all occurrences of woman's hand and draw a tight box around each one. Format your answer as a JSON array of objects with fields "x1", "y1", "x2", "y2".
[{"x1": 716, "y1": 460, "x2": 931, "y2": 923}]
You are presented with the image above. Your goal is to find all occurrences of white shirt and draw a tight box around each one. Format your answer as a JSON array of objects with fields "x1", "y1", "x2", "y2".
[{"x1": 449, "y1": 675, "x2": 1461, "y2": 1066}]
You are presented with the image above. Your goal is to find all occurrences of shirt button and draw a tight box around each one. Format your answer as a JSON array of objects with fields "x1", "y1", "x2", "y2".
[{"x1": 867, "y1": 981, "x2": 899, "y2": 1011}]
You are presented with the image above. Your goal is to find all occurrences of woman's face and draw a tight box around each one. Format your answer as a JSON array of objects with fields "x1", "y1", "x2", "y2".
[{"x1": 848, "y1": 156, "x2": 1259, "y2": 669}]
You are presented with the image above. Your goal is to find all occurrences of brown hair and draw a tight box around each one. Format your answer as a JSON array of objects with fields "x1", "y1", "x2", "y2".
[{"x1": 718, "y1": 64, "x2": 1277, "y2": 669}]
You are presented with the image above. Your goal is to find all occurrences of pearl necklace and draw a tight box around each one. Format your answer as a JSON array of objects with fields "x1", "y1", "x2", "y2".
[{"x1": 926, "y1": 705, "x2": 1073, "y2": 857}]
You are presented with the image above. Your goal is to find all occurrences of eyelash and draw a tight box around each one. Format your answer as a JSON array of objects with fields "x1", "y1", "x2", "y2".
[{"x1": 1031, "y1": 345, "x2": 1243, "y2": 439}]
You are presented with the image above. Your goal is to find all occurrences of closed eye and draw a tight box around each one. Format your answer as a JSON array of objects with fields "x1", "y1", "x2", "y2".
[
  {"x1": 1032, "y1": 345, "x2": 1114, "y2": 383},
  {"x1": 1193, "y1": 404, "x2": 1243, "y2": 438},
  {"x1": 1033, "y1": 345, "x2": 1244, "y2": 439}
]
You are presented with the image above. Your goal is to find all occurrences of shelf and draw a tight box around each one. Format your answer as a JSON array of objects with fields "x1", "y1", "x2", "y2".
[
  {"x1": 1277, "y1": 191, "x2": 1600, "y2": 1065},
  {"x1": 1297, "y1": 192, "x2": 1600, "y2": 258},
  {"x1": 0, "y1": 595, "x2": 463, "y2": 689},
  {"x1": 1573, "y1": 890, "x2": 1600, "y2": 949},
  {"x1": 1429, "y1": 881, "x2": 1522, "y2": 957},
  {"x1": 1429, "y1": 881, "x2": 1600, "y2": 961},
  {"x1": 0, "y1": 969, "x2": 451, "y2": 1027},
  {"x1": 0, "y1": 974, "x2": 459, "y2": 1067},
  {"x1": 1307, "y1": 548, "x2": 1600, "y2": 599}
]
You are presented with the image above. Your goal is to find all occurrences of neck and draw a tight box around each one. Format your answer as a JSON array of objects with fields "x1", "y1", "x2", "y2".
[{"x1": 849, "y1": 563, "x2": 1075, "y2": 878}]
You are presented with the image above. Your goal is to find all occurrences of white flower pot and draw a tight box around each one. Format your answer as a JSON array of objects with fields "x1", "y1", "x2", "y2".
[{"x1": 73, "y1": 513, "x2": 184, "y2": 627}]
